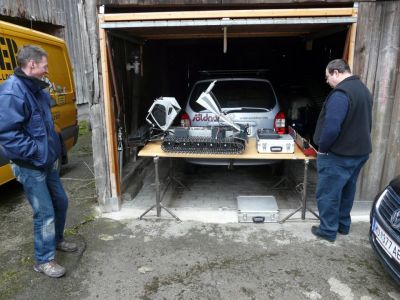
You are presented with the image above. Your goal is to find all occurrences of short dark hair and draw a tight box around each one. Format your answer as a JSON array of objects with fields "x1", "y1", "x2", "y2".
[
  {"x1": 16, "y1": 45, "x2": 48, "y2": 68},
  {"x1": 326, "y1": 59, "x2": 351, "y2": 75}
]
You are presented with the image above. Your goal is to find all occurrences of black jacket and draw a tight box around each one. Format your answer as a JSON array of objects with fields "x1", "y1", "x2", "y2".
[{"x1": 313, "y1": 75, "x2": 373, "y2": 156}]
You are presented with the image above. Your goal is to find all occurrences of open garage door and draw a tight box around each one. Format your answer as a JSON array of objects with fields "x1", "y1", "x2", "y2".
[{"x1": 98, "y1": 5, "x2": 358, "y2": 203}]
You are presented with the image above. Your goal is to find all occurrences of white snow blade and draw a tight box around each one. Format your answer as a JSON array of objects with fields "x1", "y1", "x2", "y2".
[
  {"x1": 196, "y1": 80, "x2": 241, "y2": 132},
  {"x1": 196, "y1": 92, "x2": 221, "y2": 116}
]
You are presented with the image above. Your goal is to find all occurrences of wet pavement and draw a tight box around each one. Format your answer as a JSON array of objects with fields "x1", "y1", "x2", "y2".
[{"x1": 0, "y1": 124, "x2": 399, "y2": 299}]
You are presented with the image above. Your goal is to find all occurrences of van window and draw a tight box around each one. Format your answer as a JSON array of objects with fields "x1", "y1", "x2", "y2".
[{"x1": 189, "y1": 80, "x2": 277, "y2": 112}]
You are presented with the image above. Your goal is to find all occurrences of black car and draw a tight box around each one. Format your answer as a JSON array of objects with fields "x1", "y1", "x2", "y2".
[{"x1": 369, "y1": 175, "x2": 400, "y2": 284}]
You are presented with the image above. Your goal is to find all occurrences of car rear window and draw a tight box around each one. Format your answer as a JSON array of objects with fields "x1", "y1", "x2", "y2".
[{"x1": 189, "y1": 80, "x2": 277, "y2": 112}]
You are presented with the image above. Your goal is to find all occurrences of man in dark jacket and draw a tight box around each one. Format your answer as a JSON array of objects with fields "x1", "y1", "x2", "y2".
[
  {"x1": 0, "y1": 45, "x2": 77, "y2": 277},
  {"x1": 312, "y1": 59, "x2": 372, "y2": 242}
]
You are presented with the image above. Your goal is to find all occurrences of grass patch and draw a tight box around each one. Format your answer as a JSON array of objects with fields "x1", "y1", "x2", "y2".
[
  {"x1": 0, "y1": 270, "x2": 22, "y2": 298},
  {"x1": 64, "y1": 227, "x2": 78, "y2": 237},
  {"x1": 20, "y1": 256, "x2": 33, "y2": 266},
  {"x1": 79, "y1": 120, "x2": 90, "y2": 136},
  {"x1": 64, "y1": 214, "x2": 96, "y2": 237}
]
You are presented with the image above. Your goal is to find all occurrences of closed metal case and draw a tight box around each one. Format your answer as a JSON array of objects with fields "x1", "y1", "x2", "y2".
[
  {"x1": 237, "y1": 196, "x2": 279, "y2": 223},
  {"x1": 256, "y1": 129, "x2": 294, "y2": 153}
]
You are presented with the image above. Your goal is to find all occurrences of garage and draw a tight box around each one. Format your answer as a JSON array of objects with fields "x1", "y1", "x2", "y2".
[{"x1": 97, "y1": 5, "x2": 358, "y2": 215}]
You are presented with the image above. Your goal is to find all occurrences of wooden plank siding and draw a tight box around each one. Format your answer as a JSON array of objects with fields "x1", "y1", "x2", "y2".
[
  {"x1": 0, "y1": 0, "x2": 93, "y2": 106},
  {"x1": 354, "y1": 1, "x2": 400, "y2": 200}
]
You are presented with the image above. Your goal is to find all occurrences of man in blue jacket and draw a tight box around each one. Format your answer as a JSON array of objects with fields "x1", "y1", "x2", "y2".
[
  {"x1": 0, "y1": 45, "x2": 77, "y2": 277},
  {"x1": 312, "y1": 59, "x2": 372, "y2": 242}
]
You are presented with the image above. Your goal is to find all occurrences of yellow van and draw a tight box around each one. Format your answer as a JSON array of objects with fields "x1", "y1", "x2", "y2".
[{"x1": 0, "y1": 20, "x2": 78, "y2": 185}]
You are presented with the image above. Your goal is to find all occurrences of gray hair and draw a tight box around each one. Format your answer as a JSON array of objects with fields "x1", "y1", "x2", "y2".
[
  {"x1": 326, "y1": 59, "x2": 351, "y2": 75},
  {"x1": 16, "y1": 45, "x2": 48, "y2": 68}
]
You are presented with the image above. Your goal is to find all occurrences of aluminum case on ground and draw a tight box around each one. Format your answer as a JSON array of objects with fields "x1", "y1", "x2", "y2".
[{"x1": 237, "y1": 195, "x2": 279, "y2": 223}]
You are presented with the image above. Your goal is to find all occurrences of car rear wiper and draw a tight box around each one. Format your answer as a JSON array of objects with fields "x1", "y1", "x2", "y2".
[{"x1": 223, "y1": 107, "x2": 272, "y2": 113}]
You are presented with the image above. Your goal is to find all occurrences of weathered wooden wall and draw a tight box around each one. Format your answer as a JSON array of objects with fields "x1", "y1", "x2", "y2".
[
  {"x1": 0, "y1": 0, "x2": 92, "y2": 106},
  {"x1": 84, "y1": 0, "x2": 113, "y2": 210},
  {"x1": 354, "y1": 1, "x2": 400, "y2": 200},
  {"x1": 0, "y1": 0, "x2": 66, "y2": 24}
]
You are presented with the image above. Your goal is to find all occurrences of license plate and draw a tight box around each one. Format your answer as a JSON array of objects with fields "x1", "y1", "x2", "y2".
[{"x1": 372, "y1": 218, "x2": 400, "y2": 265}]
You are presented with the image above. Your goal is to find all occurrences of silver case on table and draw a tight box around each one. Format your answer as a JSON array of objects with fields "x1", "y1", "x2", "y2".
[
  {"x1": 237, "y1": 196, "x2": 279, "y2": 223},
  {"x1": 256, "y1": 133, "x2": 294, "y2": 154}
]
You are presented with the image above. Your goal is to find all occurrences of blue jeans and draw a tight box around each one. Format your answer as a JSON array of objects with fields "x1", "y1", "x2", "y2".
[
  {"x1": 316, "y1": 152, "x2": 369, "y2": 239},
  {"x1": 11, "y1": 163, "x2": 68, "y2": 264}
]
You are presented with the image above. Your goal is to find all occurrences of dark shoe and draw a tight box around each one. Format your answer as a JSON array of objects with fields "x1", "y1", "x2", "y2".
[
  {"x1": 33, "y1": 260, "x2": 66, "y2": 278},
  {"x1": 338, "y1": 228, "x2": 349, "y2": 235},
  {"x1": 57, "y1": 240, "x2": 78, "y2": 252},
  {"x1": 311, "y1": 226, "x2": 335, "y2": 242}
]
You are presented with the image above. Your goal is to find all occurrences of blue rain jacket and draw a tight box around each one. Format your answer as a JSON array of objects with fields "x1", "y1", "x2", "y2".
[{"x1": 0, "y1": 69, "x2": 61, "y2": 169}]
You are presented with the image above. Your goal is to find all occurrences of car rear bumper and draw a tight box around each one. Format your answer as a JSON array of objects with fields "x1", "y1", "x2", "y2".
[{"x1": 185, "y1": 158, "x2": 279, "y2": 166}]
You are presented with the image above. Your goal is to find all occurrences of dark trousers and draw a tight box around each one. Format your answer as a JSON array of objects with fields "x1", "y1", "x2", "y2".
[{"x1": 316, "y1": 152, "x2": 369, "y2": 239}]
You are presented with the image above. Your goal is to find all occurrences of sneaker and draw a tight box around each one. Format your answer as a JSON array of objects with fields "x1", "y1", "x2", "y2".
[
  {"x1": 311, "y1": 225, "x2": 336, "y2": 242},
  {"x1": 57, "y1": 240, "x2": 78, "y2": 252},
  {"x1": 33, "y1": 260, "x2": 66, "y2": 278}
]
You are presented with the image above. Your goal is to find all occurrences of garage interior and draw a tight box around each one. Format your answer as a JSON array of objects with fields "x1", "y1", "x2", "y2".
[{"x1": 98, "y1": 6, "x2": 366, "y2": 221}]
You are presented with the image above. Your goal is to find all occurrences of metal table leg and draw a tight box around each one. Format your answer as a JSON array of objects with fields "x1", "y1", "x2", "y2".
[
  {"x1": 139, "y1": 156, "x2": 181, "y2": 222},
  {"x1": 280, "y1": 159, "x2": 319, "y2": 223}
]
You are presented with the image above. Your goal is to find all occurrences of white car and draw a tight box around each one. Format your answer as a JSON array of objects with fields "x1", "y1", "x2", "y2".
[{"x1": 180, "y1": 77, "x2": 286, "y2": 165}]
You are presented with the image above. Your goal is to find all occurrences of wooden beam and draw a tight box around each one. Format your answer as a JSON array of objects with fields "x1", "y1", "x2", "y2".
[
  {"x1": 347, "y1": 23, "x2": 357, "y2": 71},
  {"x1": 342, "y1": 26, "x2": 350, "y2": 62},
  {"x1": 103, "y1": 8, "x2": 355, "y2": 22},
  {"x1": 344, "y1": 3, "x2": 358, "y2": 69},
  {"x1": 99, "y1": 17, "x2": 121, "y2": 203},
  {"x1": 105, "y1": 36, "x2": 122, "y2": 197},
  {"x1": 139, "y1": 31, "x2": 308, "y2": 40}
]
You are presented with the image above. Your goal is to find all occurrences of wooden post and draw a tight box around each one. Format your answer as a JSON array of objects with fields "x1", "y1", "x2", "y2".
[
  {"x1": 347, "y1": 4, "x2": 358, "y2": 70},
  {"x1": 342, "y1": 27, "x2": 350, "y2": 62},
  {"x1": 347, "y1": 23, "x2": 357, "y2": 71},
  {"x1": 99, "y1": 16, "x2": 121, "y2": 208}
]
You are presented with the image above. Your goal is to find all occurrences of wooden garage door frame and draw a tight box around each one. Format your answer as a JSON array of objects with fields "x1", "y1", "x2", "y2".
[{"x1": 98, "y1": 5, "x2": 358, "y2": 203}]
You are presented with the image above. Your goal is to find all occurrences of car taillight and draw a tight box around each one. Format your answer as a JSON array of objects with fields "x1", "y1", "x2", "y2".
[
  {"x1": 180, "y1": 113, "x2": 191, "y2": 127},
  {"x1": 274, "y1": 111, "x2": 286, "y2": 134}
]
